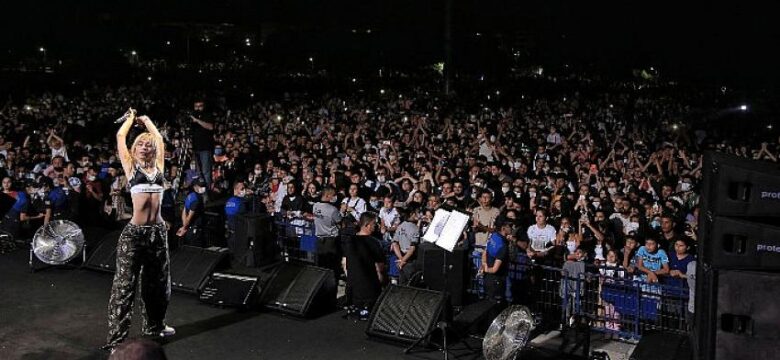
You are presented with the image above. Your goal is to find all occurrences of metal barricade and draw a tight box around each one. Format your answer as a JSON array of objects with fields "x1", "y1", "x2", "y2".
[
  {"x1": 274, "y1": 216, "x2": 318, "y2": 264},
  {"x1": 463, "y1": 257, "x2": 691, "y2": 340},
  {"x1": 573, "y1": 268, "x2": 690, "y2": 340}
]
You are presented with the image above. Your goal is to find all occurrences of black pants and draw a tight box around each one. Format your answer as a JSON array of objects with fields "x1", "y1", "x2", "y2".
[
  {"x1": 317, "y1": 236, "x2": 341, "y2": 279},
  {"x1": 105, "y1": 223, "x2": 170, "y2": 349}
]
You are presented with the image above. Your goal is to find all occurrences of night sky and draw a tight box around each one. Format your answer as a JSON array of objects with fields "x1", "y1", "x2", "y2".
[{"x1": 2, "y1": 1, "x2": 778, "y2": 84}]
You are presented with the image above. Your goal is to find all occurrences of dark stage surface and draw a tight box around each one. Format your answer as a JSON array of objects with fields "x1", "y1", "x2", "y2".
[{"x1": 0, "y1": 249, "x2": 572, "y2": 360}]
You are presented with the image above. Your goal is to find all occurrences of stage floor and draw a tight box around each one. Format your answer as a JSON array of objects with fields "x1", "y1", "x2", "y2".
[{"x1": 0, "y1": 248, "x2": 579, "y2": 360}]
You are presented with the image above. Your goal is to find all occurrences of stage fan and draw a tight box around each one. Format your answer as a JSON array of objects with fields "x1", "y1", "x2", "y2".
[
  {"x1": 482, "y1": 305, "x2": 536, "y2": 360},
  {"x1": 30, "y1": 220, "x2": 85, "y2": 266}
]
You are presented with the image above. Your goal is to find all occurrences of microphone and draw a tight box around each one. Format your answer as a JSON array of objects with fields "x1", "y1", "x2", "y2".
[{"x1": 114, "y1": 109, "x2": 136, "y2": 124}]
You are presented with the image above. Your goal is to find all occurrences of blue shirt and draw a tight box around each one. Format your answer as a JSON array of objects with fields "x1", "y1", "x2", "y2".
[
  {"x1": 666, "y1": 253, "x2": 695, "y2": 296},
  {"x1": 224, "y1": 196, "x2": 246, "y2": 221},
  {"x1": 184, "y1": 191, "x2": 204, "y2": 226},
  {"x1": 47, "y1": 187, "x2": 68, "y2": 212},
  {"x1": 636, "y1": 246, "x2": 669, "y2": 273},
  {"x1": 11, "y1": 192, "x2": 30, "y2": 214},
  {"x1": 486, "y1": 232, "x2": 508, "y2": 276},
  {"x1": 184, "y1": 192, "x2": 202, "y2": 211}
]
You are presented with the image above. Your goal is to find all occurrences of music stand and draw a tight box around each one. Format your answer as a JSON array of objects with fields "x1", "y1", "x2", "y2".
[{"x1": 404, "y1": 208, "x2": 470, "y2": 359}]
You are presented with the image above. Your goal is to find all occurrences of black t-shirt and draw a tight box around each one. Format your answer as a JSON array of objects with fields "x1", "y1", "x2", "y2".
[
  {"x1": 343, "y1": 234, "x2": 385, "y2": 304},
  {"x1": 191, "y1": 114, "x2": 215, "y2": 152}
]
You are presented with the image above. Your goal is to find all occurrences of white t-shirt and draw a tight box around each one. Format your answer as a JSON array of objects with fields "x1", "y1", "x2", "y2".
[
  {"x1": 379, "y1": 207, "x2": 400, "y2": 229},
  {"x1": 341, "y1": 196, "x2": 367, "y2": 221},
  {"x1": 527, "y1": 224, "x2": 557, "y2": 252}
]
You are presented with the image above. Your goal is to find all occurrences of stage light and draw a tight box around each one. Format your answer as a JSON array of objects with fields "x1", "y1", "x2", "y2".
[
  {"x1": 166, "y1": 41, "x2": 171, "y2": 45},
  {"x1": 380, "y1": 89, "x2": 385, "y2": 94},
  {"x1": 672, "y1": 124, "x2": 679, "y2": 130},
  {"x1": 131, "y1": 50, "x2": 137, "y2": 56},
  {"x1": 740, "y1": 104, "x2": 748, "y2": 111},
  {"x1": 39, "y1": 47, "x2": 45, "y2": 52},
  {"x1": 277, "y1": 115, "x2": 282, "y2": 121},
  {"x1": 250, "y1": 93, "x2": 254, "y2": 98},
  {"x1": 308, "y1": 57, "x2": 313, "y2": 62},
  {"x1": 768, "y1": 124, "x2": 773, "y2": 130},
  {"x1": 147, "y1": 76, "x2": 152, "y2": 81},
  {"x1": 351, "y1": 78, "x2": 356, "y2": 83},
  {"x1": 496, "y1": 90, "x2": 500, "y2": 95}
]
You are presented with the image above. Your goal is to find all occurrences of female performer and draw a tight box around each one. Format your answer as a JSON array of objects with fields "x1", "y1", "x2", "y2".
[{"x1": 103, "y1": 109, "x2": 174, "y2": 351}]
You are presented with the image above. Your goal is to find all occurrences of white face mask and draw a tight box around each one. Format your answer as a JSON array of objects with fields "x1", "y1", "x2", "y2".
[
  {"x1": 238, "y1": 190, "x2": 246, "y2": 197},
  {"x1": 190, "y1": 163, "x2": 197, "y2": 170},
  {"x1": 592, "y1": 201, "x2": 601, "y2": 208},
  {"x1": 254, "y1": 169, "x2": 262, "y2": 175},
  {"x1": 377, "y1": 175, "x2": 386, "y2": 183},
  {"x1": 501, "y1": 187, "x2": 510, "y2": 193},
  {"x1": 87, "y1": 175, "x2": 96, "y2": 181},
  {"x1": 196, "y1": 187, "x2": 206, "y2": 194},
  {"x1": 608, "y1": 187, "x2": 617, "y2": 195}
]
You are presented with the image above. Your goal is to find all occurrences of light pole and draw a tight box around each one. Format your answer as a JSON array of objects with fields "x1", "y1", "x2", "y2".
[
  {"x1": 308, "y1": 57, "x2": 314, "y2": 72},
  {"x1": 39, "y1": 47, "x2": 46, "y2": 62}
]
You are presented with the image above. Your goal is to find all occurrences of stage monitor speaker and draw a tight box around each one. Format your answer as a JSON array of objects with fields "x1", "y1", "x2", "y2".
[
  {"x1": 422, "y1": 244, "x2": 469, "y2": 306},
  {"x1": 695, "y1": 268, "x2": 780, "y2": 360},
  {"x1": 630, "y1": 331, "x2": 692, "y2": 360},
  {"x1": 700, "y1": 152, "x2": 780, "y2": 219},
  {"x1": 366, "y1": 285, "x2": 446, "y2": 344},
  {"x1": 199, "y1": 272, "x2": 259, "y2": 308},
  {"x1": 83, "y1": 230, "x2": 122, "y2": 272},
  {"x1": 201, "y1": 211, "x2": 226, "y2": 248},
  {"x1": 260, "y1": 263, "x2": 336, "y2": 317},
  {"x1": 699, "y1": 216, "x2": 780, "y2": 271},
  {"x1": 234, "y1": 214, "x2": 276, "y2": 267},
  {"x1": 170, "y1": 246, "x2": 228, "y2": 294}
]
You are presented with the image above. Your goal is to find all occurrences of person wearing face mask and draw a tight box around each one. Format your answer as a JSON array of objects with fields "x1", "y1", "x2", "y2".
[
  {"x1": 183, "y1": 161, "x2": 200, "y2": 187},
  {"x1": 1, "y1": 176, "x2": 37, "y2": 241},
  {"x1": 41, "y1": 176, "x2": 68, "y2": 225},
  {"x1": 177, "y1": 178, "x2": 206, "y2": 247},
  {"x1": 225, "y1": 181, "x2": 253, "y2": 266}
]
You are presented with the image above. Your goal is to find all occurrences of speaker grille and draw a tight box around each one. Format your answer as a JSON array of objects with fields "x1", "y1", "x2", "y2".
[
  {"x1": 367, "y1": 285, "x2": 445, "y2": 343},
  {"x1": 261, "y1": 264, "x2": 334, "y2": 316},
  {"x1": 84, "y1": 230, "x2": 121, "y2": 272}
]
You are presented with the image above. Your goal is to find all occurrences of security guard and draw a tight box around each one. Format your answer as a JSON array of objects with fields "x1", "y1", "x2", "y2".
[
  {"x1": 177, "y1": 178, "x2": 206, "y2": 247},
  {"x1": 225, "y1": 181, "x2": 251, "y2": 263}
]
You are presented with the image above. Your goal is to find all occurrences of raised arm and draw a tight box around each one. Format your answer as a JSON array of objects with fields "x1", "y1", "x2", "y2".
[
  {"x1": 116, "y1": 108, "x2": 137, "y2": 176},
  {"x1": 138, "y1": 115, "x2": 165, "y2": 172}
]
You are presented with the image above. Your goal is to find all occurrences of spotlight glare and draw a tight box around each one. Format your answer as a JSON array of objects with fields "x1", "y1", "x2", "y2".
[{"x1": 740, "y1": 104, "x2": 748, "y2": 111}]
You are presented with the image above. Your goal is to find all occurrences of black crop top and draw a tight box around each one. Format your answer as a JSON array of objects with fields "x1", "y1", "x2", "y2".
[{"x1": 128, "y1": 165, "x2": 165, "y2": 194}]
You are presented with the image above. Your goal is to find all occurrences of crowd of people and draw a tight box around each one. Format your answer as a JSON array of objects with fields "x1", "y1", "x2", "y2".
[{"x1": 1, "y1": 73, "x2": 777, "y2": 323}]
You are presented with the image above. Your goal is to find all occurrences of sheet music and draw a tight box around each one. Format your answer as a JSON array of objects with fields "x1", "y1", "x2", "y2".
[
  {"x1": 435, "y1": 210, "x2": 469, "y2": 252},
  {"x1": 423, "y1": 209, "x2": 451, "y2": 243}
]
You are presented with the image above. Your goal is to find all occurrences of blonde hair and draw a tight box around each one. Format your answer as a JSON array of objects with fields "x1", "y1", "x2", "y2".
[{"x1": 128, "y1": 132, "x2": 163, "y2": 170}]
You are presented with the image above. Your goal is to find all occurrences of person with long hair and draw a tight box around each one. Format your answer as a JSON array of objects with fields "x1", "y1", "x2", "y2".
[{"x1": 103, "y1": 109, "x2": 174, "y2": 351}]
